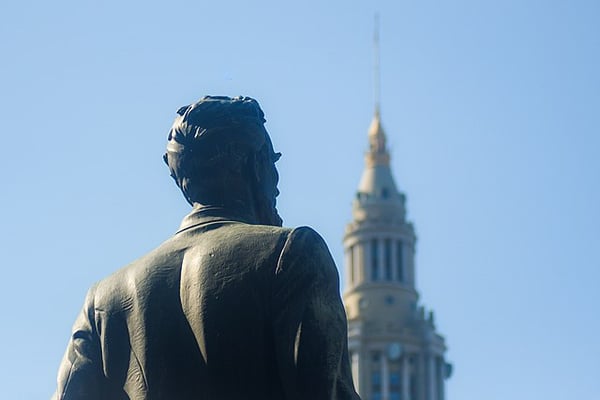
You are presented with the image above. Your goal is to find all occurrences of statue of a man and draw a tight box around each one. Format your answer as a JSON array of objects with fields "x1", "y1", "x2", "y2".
[{"x1": 53, "y1": 96, "x2": 360, "y2": 400}]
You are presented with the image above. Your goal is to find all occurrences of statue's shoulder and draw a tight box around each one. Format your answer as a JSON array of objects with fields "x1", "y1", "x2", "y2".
[
  {"x1": 213, "y1": 223, "x2": 327, "y2": 255},
  {"x1": 88, "y1": 237, "x2": 186, "y2": 312},
  {"x1": 280, "y1": 225, "x2": 330, "y2": 252},
  {"x1": 273, "y1": 225, "x2": 339, "y2": 289}
]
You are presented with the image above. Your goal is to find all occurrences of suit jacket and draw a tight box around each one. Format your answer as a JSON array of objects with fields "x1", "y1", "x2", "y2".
[{"x1": 53, "y1": 206, "x2": 360, "y2": 400}]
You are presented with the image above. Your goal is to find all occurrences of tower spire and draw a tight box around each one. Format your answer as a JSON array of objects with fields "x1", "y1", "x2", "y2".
[
  {"x1": 373, "y1": 13, "x2": 381, "y2": 116},
  {"x1": 367, "y1": 14, "x2": 389, "y2": 167}
]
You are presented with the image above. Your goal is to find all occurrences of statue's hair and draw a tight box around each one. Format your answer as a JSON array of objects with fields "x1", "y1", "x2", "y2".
[{"x1": 163, "y1": 96, "x2": 276, "y2": 206}]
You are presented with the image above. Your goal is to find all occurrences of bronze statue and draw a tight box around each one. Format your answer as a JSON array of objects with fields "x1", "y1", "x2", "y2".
[{"x1": 53, "y1": 96, "x2": 360, "y2": 400}]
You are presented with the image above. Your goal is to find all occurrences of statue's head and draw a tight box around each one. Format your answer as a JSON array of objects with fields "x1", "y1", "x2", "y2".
[{"x1": 164, "y1": 96, "x2": 282, "y2": 226}]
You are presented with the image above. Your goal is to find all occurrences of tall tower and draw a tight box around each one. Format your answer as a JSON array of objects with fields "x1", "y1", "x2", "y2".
[
  {"x1": 343, "y1": 21, "x2": 452, "y2": 396},
  {"x1": 343, "y1": 106, "x2": 452, "y2": 400}
]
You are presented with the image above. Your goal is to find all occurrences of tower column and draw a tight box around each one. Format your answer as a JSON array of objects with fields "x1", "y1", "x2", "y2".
[
  {"x1": 437, "y1": 357, "x2": 444, "y2": 400},
  {"x1": 382, "y1": 351, "x2": 389, "y2": 400},
  {"x1": 408, "y1": 243, "x2": 415, "y2": 287},
  {"x1": 428, "y1": 354, "x2": 436, "y2": 400},
  {"x1": 345, "y1": 248, "x2": 352, "y2": 288},
  {"x1": 378, "y1": 238, "x2": 385, "y2": 281},
  {"x1": 364, "y1": 240, "x2": 372, "y2": 282},
  {"x1": 400, "y1": 241, "x2": 406, "y2": 284},
  {"x1": 418, "y1": 353, "x2": 426, "y2": 400},
  {"x1": 391, "y1": 239, "x2": 398, "y2": 282},
  {"x1": 356, "y1": 242, "x2": 364, "y2": 283},
  {"x1": 359, "y1": 347, "x2": 367, "y2": 398},
  {"x1": 402, "y1": 354, "x2": 410, "y2": 400}
]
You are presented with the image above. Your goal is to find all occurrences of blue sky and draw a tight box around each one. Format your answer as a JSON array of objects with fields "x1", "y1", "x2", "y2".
[{"x1": 1, "y1": 1, "x2": 599, "y2": 398}]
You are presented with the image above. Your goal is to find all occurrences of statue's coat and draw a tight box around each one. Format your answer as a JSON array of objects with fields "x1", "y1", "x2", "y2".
[{"x1": 54, "y1": 207, "x2": 359, "y2": 400}]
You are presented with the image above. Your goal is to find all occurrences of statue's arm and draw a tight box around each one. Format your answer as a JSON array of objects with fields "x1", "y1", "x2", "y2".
[
  {"x1": 272, "y1": 227, "x2": 361, "y2": 400},
  {"x1": 53, "y1": 286, "x2": 107, "y2": 400}
]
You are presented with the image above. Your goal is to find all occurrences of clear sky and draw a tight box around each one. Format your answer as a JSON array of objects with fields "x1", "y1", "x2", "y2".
[{"x1": 1, "y1": 0, "x2": 599, "y2": 398}]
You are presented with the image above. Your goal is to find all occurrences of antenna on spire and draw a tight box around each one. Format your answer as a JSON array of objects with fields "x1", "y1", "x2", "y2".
[{"x1": 373, "y1": 13, "x2": 381, "y2": 116}]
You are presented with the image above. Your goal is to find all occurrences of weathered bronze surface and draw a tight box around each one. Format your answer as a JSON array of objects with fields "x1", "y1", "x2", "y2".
[{"x1": 53, "y1": 96, "x2": 360, "y2": 399}]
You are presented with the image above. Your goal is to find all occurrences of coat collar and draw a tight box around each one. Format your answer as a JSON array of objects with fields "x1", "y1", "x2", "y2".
[{"x1": 176, "y1": 206, "x2": 256, "y2": 234}]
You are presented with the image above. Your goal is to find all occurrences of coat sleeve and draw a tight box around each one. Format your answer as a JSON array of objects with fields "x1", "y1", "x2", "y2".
[
  {"x1": 272, "y1": 227, "x2": 361, "y2": 400},
  {"x1": 53, "y1": 286, "x2": 108, "y2": 400}
]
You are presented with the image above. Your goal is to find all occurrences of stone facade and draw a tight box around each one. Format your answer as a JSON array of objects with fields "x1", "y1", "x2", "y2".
[{"x1": 343, "y1": 109, "x2": 451, "y2": 400}]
